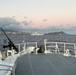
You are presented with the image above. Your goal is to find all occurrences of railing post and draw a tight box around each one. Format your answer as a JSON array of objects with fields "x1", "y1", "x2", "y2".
[
  {"x1": 18, "y1": 44, "x2": 20, "y2": 56},
  {"x1": 23, "y1": 43, "x2": 26, "y2": 51},
  {"x1": 74, "y1": 44, "x2": 76, "y2": 57},
  {"x1": 55, "y1": 42, "x2": 57, "y2": 53},
  {"x1": 44, "y1": 39, "x2": 47, "y2": 54},
  {"x1": 64, "y1": 43, "x2": 65, "y2": 54},
  {"x1": 36, "y1": 42, "x2": 37, "y2": 48},
  {"x1": 35, "y1": 42, "x2": 38, "y2": 55}
]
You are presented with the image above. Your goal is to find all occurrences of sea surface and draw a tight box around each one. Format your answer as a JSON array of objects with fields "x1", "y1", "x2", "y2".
[{"x1": 0, "y1": 34, "x2": 76, "y2": 51}]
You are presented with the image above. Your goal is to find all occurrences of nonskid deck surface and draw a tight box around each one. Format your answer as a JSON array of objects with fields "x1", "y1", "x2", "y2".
[{"x1": 15, "y1": 54, "x2": 76, "y2": 75}]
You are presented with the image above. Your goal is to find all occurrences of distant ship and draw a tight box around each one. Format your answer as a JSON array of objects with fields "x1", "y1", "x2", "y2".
[{"x1": 31, "y1": 32, "x2": 44, "y2": 35}]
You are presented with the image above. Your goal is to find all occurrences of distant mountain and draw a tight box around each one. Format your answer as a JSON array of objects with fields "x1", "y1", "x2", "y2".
[{"x1": 45, "y1": 31, "x2": 67, "y2": 35}]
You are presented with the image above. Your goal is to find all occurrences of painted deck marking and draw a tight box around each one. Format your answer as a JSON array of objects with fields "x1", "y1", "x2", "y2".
[
  {"x1": 28, "y1": 54, "x2": 34, "y2": 75},
  {"x1": 45, "y1": 56, "x2": 62, "y2": 75},
  {"x1": 57, "y1": 54, "x2": 76, "y2": 68}
]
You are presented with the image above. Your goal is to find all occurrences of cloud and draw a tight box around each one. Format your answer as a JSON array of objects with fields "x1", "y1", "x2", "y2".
[
  {"x1": 43, "y1": 19, "x2": 48, "y2": 22},
  {"x1": 41, "y1": 25, "x2": 76, "y2": 34},
  {"x1": 0, "y1": 17, "x2": 20, "y2": 28},
  {"x1": 0, "y1": 17, "x2": 33, "y2": 31},
  {"x1": 26, "y1": 25, "x2": 76, "y2": 34},
  {"x1": 24, "y1": 16, "x2": 27, "y2": 19},
  {"x1": 22, "y1": 20, "x2": 32, "y2": 26},
  {"x1": 0, "y1": 17, "x2": 76, "y2": 34},
  {"x1": 12, "y1": 16, "x2": 15, "y2": 18}
]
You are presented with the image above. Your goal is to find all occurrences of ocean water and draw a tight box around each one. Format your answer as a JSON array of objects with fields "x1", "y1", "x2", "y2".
[{"x1": 0, "y1": 34, "x2": 76, "y2": 51}]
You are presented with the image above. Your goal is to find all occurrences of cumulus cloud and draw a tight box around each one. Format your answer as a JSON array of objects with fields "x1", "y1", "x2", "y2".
[
  {"x1": 0, "y1": 17, "x2": 76, "y2": 34},
  {"x1": 0, "y1": 17, "x2": 32, "y2": 31},
  {"x1": 0, "y1": 17, "x2": 20, "y2": 28},
  {"x1": 22, "y1": 20, "x2": 32, "y2": 26},
  {"x1": 43, "y1": 19, "x2": 48, "y2": 22}
]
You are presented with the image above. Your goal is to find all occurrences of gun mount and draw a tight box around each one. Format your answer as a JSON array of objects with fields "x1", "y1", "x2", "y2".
[{"x1": 1, "y1": 28, "x2": 18, "y2": 53}]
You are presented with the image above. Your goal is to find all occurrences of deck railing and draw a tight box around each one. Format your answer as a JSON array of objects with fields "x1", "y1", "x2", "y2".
[
  {"x1": 44, "y1": 41, "x2": 76, "y2": 56},
  {"x1": 15, "y1": 40, "x2": 76, "y2": 57},
  {"x1": 15, "y1": 42, "x2": 37, "y2": 55}
]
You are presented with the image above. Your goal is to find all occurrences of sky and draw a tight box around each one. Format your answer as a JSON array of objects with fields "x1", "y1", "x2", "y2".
[{"x1": 0, "y1": 0, "x2": 76, "y2": 34}]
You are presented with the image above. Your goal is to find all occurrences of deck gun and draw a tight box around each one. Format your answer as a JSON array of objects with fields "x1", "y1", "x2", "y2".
[{"x1": 1, "y1": 28, "x2": 18, "y2": 53}]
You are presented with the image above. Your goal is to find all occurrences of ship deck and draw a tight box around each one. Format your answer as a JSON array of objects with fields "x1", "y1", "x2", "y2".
[{"x1": 15, "y1": 53, "x2": 76, "y2": 75}]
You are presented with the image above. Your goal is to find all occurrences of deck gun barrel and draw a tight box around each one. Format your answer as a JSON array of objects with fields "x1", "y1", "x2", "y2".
[{"x1": 1, "y1": 28, "x2": 18, "y2": 53}]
